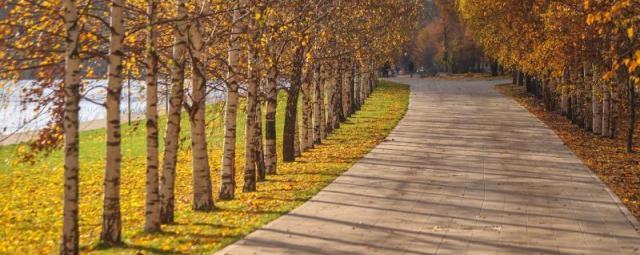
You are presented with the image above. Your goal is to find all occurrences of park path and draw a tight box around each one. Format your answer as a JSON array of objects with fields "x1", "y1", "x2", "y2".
[{"x1": 218, "y1": 77, "x2": 640, "y2": 255}]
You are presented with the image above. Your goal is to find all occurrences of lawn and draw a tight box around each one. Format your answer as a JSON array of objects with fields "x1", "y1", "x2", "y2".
[{"x1": 0, "y1": 81, "x2": 409, "y2": 254}]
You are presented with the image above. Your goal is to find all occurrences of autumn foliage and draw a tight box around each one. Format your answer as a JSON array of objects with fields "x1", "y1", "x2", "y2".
[{"x1": 0, "y1": 0, "x2": 421, "y2": 254}]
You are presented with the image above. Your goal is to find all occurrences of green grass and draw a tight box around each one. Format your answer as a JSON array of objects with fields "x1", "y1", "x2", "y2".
[{"x1": 0, "y1": 81, "x2": 409, "y2": 254}]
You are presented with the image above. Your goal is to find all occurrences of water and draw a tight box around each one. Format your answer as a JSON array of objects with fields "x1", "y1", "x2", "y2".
[{"x1": 0, "y1": 79, "x2": 227, "y2": 135}]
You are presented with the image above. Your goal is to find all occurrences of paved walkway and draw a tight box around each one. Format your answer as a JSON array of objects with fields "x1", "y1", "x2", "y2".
[{"x1": 218, "y1": 77, "x2": 640, "y2": 255}]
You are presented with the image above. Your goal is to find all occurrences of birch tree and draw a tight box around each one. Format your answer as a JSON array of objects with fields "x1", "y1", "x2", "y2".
[
  {"x1": 144, "y1": 0, "x2": 161, "y2": 233},
  {"x1": 243, "y1": 1, "x2": 264, "y2": 192},
  {"x1": 220, "y1": 0, "x2": 246, "y2": 200},
  {"x1": 101, "y1": 0, "x2": 125, "y2": 245},
  {"x1": 60, "y1": 0, "x2": 81, "y2": 253},
  {"x1": 160, "y1": 0, "x2": 188, "y2": 224},
  {"x1": 187, "y1": 1, "x2": 214, "y2": 211}
]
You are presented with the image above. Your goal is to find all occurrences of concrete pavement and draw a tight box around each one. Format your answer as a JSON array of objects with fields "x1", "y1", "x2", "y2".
[{"x1": 217, "y1": 77, "x2": 640, "y2": 255}]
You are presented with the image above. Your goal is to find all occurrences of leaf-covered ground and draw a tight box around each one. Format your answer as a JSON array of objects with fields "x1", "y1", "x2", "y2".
[
  {"x1": 496, "y1": 83, "x2": 640, "y2": 220},
  {"x1": 0, "y1": 81, "x2": 409, "y2": 254}
]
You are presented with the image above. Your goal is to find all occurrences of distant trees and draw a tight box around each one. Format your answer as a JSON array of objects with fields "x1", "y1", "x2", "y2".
[
  {"x1": 404, "y1": 0, "x2": 485, "y2": 74},
  {"x1": 457, "y1": 0, "x2": 639, "y2": 151},
  {"x1": 0, "y1": 0, "x2": 422, "y2": 252}
]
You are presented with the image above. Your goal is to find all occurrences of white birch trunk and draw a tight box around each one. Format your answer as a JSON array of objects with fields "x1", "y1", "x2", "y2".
[
  {"x1": 243, "y1": 13, "x2": 260, "y2": 192},
  {"x1": 255, "y1": 99, "x2": 266, "y2": 182},
  {"x1": 101, "y1": 0, "x2": 124, "y2": 245},
  {"x1": 301, "y1": 67, "x2": 314, "y2": 151},
  {"x1": 294, "y1": 117, "x2": 301, "y2": 157},
  {"x1": 144, "y1": 0, "x2": 161, "y2": 233},
  {"x1": 61, "y1": 0, "x2": 81, "y2": 253},
  {"x1": 220, "y1": 0, "x2": 246, "y2": 200},
  {"x1": 326, "y1": 63, "x2": 336, "y2": 134},
  {"x1": 264, "y1": 12, "x2": 278, "y2": 174},
  {"x1": 188, "y1": 11, "x2": 214, "y2": 210},
  {"x1": 160, "y1": 0, "x2": 188, "y2": 223},
  {"x1": 313, "y1": 63, "x2": 324, "y2": 143},
  {"x1": 265, "y1": 72, "x2": 277, "y2": 174}
]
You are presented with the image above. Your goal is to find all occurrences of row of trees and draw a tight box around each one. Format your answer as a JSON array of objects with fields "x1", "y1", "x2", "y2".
[
  {"x1": 407, "y1": 0, "x2": 484, "y2": 74},
  {"x1": 457, "y1": 0, "x2": 639, "y2": 150},
  {"x1": 0, "y1": 0, "x2": 422, "y2": 254}
]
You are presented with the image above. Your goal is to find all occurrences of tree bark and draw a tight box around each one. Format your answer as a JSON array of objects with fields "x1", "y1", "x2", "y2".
[
  {"x1": 602, "y1": 86, "x2": 611, "y2": 137},
  {"x1": 326, "y1": 63, "x2": 336, "y2": 134},
  {"x1": 294, "y1": 115, "x2": 301, "y2": 157},
  {"x1": 188, "y1": 12, "x2": 214, "y2": 210},
  {"x1": 301, "y1": 66, "x2": 314, "y2": 151},
  {"x1": 265, "y1": 72, "x2": 277, "y2": 174},
  {"x1": 561, "y1": 94, "x2": 568, "y2": 116},
  {"x1": 160, "y1": 0, "x2": 188, "y2": 223},
  {"x1": 61, "y1": 1, "x2": 81, "y2": 253},
  {"x1": 592, "y1": 85, "x2": 602, "y2": 134},
  {"x1": 627, "y1": 76, "x2": 636, "y2": 153},
  {"x1": 255, "y1": 100, "x2": 266, "y2": 182},
  {"x1": 144, "y1": 0, "x2": 161, "y2": 233},
  {"x1": 313, "y1": 63, "x2": 324, "y2": 143},
  {"x1": 346, "y1": 62, "x2": 355, "y2": 116},
  {"x1": 243, "y1": 16, "x2": 260, "y2": 192},
  {"x1": 220, "y1": 0, "x2": 246, "y2": 200},
  {"x1": 101, "y1": 0, "x2": 124, "y2": 245},
  {"x1": 336, "y1": 62, "x2": 346, "y2": 123},
  {"x1": 283, "y1": 47, "x2": 304, "y2": 162},
  {"x1": 264, "y1": 11, "x2": 278, "y2": 175},
  {"x1": 351, "y1": 65, "x2": 362, "y2": 113},
  {"x1": 610, "y1": 88, "x2": 618, "y2": 138},
  {"x1": 517, "y1": 71, "x2": 524, "y2": 86}
]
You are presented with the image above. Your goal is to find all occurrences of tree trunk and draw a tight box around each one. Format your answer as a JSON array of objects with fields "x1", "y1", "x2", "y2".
[
  {"x1": 61, "y1": 1, "x2": 81, "y2": 253},
  {"x1": 517, "y1": 71, "x2": 524, "y2": 86},
  {"x1": 243, "y1": 19, "x2": 260, "y2": 192},
  {"x1": 283, "y1": 47, "x2": 304, "y2": 162},
  {"x1": 220, "y1": 0, "x2": 245, "y2": 200},
  {"x1": 101, "y1": 0, "x2": 124, "y2": 245},
  {"x1": 160, "y1": 0, "x2": 188, "y2": 223},
  {"x1": 313, "y1": 63, "x2": 324, "y2": 143},
  {"x1": 358, "y1": 70, "x2": 365, "y2": 110},
  {"x1": 602, "y1": 86, "x2": 611, "y2": 137},
  {"x1": 188, "y1": 7, "x2": 214, "y2": 211},
  {"x1": 337, "y1": 63, "x2": 346, "y2": 123},
  {"x1": 561, "y1": 94, "x2": 568, "y2": 116},
  {"x1": 627, "y1": 76, "x2": 636, "y2": 153},
  {"x1": 491, "y1": 61, "x2": 499, "y2": 76},
  {"x1": 347, "y1": 62, "x2": 355, "y2": 116},
  {"x1": 326, "y1": 64, "x2": 336, "y2": 134},
  {"x1": 571, "y1": 95, "x2": 578, "y2": 124},
  {"x1": 265, "y1": 72, "x2": 277, "y2": 174},
  {"x1": 143, "y1": 0, "x2": 161, "y2": 233},
  {"x1": 255, "y1": 100, "x2": 266, "y2": 182},
  {"x1": 541, "y1": 77, "x2": 548, "y2": 110},
  {"x1": 592, "y1": 84, "x2": 602, "y2": 134},
  {"x1": 353, "y1": 65, "x2": 360, "y2": 111},
  {"x1": 611, "y1": 87, "x2": 619, "y2": 138},
  {"x1": 294, "y1": 116, "x2": 301, "y2": 157},
  {"x1": 301, "y1": 66, "x2": 314, "y2": 151}
]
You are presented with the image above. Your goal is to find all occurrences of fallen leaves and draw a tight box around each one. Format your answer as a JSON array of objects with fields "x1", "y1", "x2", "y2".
[
  {"x1": 496, "y1": 83, "x2": 640, "y2": 220},
  {"x1": 0, "y1": 81, "x2": 409, "y2": 254}
]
